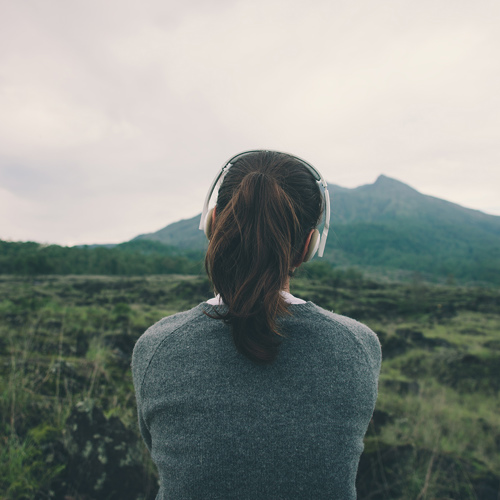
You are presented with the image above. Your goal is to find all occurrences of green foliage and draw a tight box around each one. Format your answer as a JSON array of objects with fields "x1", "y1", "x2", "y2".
[
  {"x1": 295, "y1": 261, "x2": 365, "y2": 287},
  {"x1": 0, "y1": 239, "x2": 204, "y2": 276},
  {"x1": 0, "y1": 431, "x2": 65, "y2": 499},
  {"x1": 328, "y1": 221, "x2": 500, "y2": 285},
  {"x1": 0, "y1": 274, "x2": 499, "y2": 499}
]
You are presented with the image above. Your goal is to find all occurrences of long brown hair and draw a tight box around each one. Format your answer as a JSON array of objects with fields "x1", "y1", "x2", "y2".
[{"x1": 205, "y1": 151, "x2": 323, "y2": 363}]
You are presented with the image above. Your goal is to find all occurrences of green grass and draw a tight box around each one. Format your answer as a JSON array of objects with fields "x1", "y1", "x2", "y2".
[{"x1": 0, "y1": 274, "x2": 499, "y2": 499}]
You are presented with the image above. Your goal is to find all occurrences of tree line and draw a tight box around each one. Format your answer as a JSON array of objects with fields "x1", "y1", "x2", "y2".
[{"x1": 0, "y1": 239, "x2": 204, "y2": 276}]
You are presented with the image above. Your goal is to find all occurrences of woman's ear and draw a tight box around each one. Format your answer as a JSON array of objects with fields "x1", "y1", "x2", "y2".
[
  {"x1": 302, "y1": 229, "x2": 320, "y2": 262},
  {"x1": 295, "y1": 229, "x2": 318, "y2": 267}
]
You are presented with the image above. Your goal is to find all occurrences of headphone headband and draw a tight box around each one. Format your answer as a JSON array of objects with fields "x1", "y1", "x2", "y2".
[{"x1": 199, "y1": 150, "x2": 330, "y2": 257}]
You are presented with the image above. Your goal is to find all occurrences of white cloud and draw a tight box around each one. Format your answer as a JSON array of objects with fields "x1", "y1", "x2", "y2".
[{"x1": 0, "y1": 0, "x2": 499, "y2": 244}]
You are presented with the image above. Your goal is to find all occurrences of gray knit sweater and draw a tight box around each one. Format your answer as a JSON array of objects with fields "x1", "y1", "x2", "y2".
[{"x1": 132, "y1": 301, "x2": 381, "y2": 499}]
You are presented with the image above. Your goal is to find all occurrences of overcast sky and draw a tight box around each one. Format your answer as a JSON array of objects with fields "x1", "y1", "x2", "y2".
[{"x1": 1, "y1": 0, "x2": 499, "y2": 246}]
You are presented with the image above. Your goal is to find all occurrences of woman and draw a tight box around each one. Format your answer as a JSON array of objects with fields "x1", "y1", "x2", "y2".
[{"x1": 132, "y1": 150, "x2": 381, "y2": 499}]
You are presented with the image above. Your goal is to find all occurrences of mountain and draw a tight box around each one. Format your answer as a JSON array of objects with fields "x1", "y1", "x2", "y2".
[
  {"x1": 133, "y1": 215, "x2": 207, "y2": 251},
  {"x1": 132, "y1": 175, "x2": 500, "y2": 284},
  {"x1": 330, "y1": 175, "x2": 498, "y2": 232}
]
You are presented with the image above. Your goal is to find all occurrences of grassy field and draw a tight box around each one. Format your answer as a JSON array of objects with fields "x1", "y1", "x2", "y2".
[{"x1": 0, "y1": 274, "x2": 499, "y2": 499}]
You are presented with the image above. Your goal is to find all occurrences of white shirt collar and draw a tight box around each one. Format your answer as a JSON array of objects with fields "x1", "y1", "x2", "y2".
[{"x1": 206, "y1": 291, "x2": 306, "y2": 306}]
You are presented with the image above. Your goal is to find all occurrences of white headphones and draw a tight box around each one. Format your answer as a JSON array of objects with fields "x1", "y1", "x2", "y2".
[{"x1": 199, "y1": 150, "x2": 330, "y2": 261}]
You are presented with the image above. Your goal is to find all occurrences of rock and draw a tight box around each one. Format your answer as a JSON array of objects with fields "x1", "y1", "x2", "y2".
[
  {"x1": 382, "y1": 327, "x2": 455, "y2": 359},
  {"x1": 432, "y1": 352, "x2": 500, "y2": 393},
  {"x1": 103, "y1": 333, "x2": 136, "y2": 366},
  {"x1": 483, "y1": 339, "x2": 500, "y2": 350},
  {"x1": 366, "y1": 409, "x2": 394, "y2": 436},
  {"x1": 395, "y1": 328, "x2": 453, "y2": 349},
  {"x1": 381, "y1": 335, "x2": 410, "y2": 358},
  {"x1": 459, "y1": 327, "x2": 485, "y2": 336},
  {"x1": 382, "y1": 379, "x2": 420, "y2": 395}
]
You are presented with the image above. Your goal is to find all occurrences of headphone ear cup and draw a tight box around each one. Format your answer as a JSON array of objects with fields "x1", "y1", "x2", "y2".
[
  {"x1": 204, "y1": 207, "x2": 214, "y2": 239},
  {"x1": 303, "y1": 229, "x2": 320, "y2": 262}
]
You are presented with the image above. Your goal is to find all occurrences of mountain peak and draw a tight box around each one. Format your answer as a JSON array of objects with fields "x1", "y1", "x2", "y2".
[
  {"x1": 375, "y1": 174, "x2": 410, "y2": 187},
  {"x1": 370, "y1": 174, "x2": 420, "y2": 195},
  {"x1": 375, "y1": 174, "x2": 393, "y2": 183}
]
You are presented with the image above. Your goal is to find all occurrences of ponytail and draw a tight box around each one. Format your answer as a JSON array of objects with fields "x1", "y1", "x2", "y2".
[{"x1": 205, "y1": 152, "x2": 322, "y2": 363}]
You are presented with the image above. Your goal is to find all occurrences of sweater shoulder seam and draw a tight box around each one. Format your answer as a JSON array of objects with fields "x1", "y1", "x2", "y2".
[
  {"x1": 137, "y1": 308, "x2": 206, "y2": 399},
  {"x1": 309, "y1": 305, "x2": 380, "y2": 372}
]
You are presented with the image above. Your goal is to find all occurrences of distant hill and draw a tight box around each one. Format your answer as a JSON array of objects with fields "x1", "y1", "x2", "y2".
[
  {"x1": 132, "y1": 175, "x2": 500, "y2": 285},
  {"x1": 133, "y1": 215, "x2": 207, "y2": 251}
]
